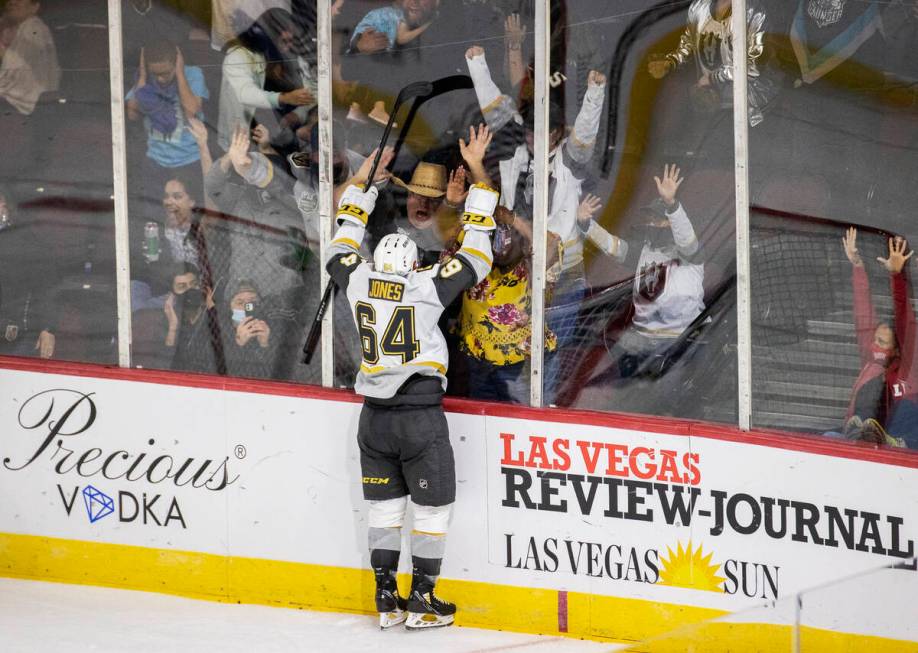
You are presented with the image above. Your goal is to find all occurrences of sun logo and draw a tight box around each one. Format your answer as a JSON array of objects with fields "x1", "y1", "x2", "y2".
[{"x1": 657, "y1": 541, "x2": 725, "y2": 592}]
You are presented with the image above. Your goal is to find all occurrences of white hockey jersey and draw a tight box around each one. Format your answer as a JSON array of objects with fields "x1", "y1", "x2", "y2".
[{"x1": 327, "y1": 222, "x2": 492, "y2": 399}]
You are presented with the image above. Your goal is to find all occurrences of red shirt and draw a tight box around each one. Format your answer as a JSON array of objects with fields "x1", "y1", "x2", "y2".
[{"x1": 846, "y1": 266, "x2": 917, "y2": 420}]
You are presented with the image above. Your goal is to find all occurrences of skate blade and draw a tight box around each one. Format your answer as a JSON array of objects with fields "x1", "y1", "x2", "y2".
[
  {"x1": 379, "y1": 609, "x2": 408, "y2": 629},
  {"x1": 405, "y1": 612, "x2": 454, "y2": 630}
]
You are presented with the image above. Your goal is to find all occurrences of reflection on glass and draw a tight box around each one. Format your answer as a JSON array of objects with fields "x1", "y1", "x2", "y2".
[
  {"x1": 798, "y1": 558, "x2": 918, "y2": 649},
  {"x1": 749, "y1": 0, "x2": 918, "y2": 451},
  {"x1": 216, "y1": 7, "x2": 316, "y2": 153},
  {"x1": 0, "y1": 0, "x2": 60, "y2": 118},
  {"x1": 0, "y1": 0, "x2": 115, "y2": 365},
  {"x1": 647, "y1": 0, "x2": 772, "y2": 127},
  {"x1": 531, "y1": 1, "x2": 737, "y2": 422},
  {"x1": 596, "y1": 166, "x2": 706, "y2": 387}
]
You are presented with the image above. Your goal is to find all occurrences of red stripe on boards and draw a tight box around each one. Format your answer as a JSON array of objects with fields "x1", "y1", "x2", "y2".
[{"x1": 0, "y1": 355, "x2": 916, "y2": 469}]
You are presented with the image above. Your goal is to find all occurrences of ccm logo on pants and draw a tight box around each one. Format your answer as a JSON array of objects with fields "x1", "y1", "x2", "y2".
[{"x1": 363, "y1": 477, "x2": 390, "y2": 485}]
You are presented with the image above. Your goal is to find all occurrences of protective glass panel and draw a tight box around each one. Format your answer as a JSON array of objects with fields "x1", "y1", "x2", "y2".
[
  {"x1": 540, "y1": 1, "x2": 737, "y2": 423},
  {"x1": 748, "y1": 0, "x2": 918, "y2": 451},
  {"x1": 125, "y1": 1, "x2": 323, "y2": 383},
  {"x1": 617, "y1": 557, "x2": 918, "y2": 651},
  {"x1": 0, "y1": 0, "x2": 116, "y2": 365},
  {"x1": 798, "y1": 558, "x2": 918, "y2": 649},
  {"x1": 331, "y1": 0, "x2": 534, "y2": 402}
]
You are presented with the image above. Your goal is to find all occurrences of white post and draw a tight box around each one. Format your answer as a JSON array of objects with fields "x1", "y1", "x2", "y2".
[
  {"x1": 317, "y1": 0, "x2": 335, "y2": 387},
  {"x1": 732, "y1": 0, "x2": 753, "y2": 430},
  {"x1": 529, "y1": 0, "x2": 549, "y2": 408},
  {"x1": 107, "y1": 0, "x2": 132, "y2": 368}
]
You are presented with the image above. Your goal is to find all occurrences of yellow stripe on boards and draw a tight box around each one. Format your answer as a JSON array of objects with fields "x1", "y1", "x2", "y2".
[
  {"x1": 0, "y1": 532, "x2": 915, "y2": 652},
  {"x1": 615, "y1": 623, "x2": 918, "y2": 653},
  {"x1": 567, "y1": 589, "x2": 723, "y2": 645}
]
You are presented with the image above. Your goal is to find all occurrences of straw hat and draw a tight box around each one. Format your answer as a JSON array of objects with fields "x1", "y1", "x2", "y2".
[{"x1": 392, "y1": 162, "x2": 447, "y2": 198}]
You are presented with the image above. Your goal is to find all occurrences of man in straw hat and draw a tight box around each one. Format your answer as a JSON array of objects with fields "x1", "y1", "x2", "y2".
[{"x1": 367, "y1": 161, "x2": 457, "y2": 266}]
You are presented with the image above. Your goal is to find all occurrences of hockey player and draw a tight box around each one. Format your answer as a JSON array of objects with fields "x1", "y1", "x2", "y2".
[{"x1": 326, "y1": 180, "x2": 501, "y2": 629}]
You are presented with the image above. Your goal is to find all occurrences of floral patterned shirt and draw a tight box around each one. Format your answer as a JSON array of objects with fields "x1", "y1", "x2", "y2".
[{"x1": 457, "y1": 260, "x2": 557, "y2": 366}]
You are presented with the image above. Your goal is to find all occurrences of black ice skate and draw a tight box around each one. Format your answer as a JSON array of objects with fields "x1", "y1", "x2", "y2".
[
  {"x1": 375, "y1": 570, "x2": 408, "y2": 629},
  {"x1": 405, "y1": 574, "x2": 455, "y2": 630}
]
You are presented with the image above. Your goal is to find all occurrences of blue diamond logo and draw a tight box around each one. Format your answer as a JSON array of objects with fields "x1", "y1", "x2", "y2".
[{"x1": 82, "y1": 485, "x2": 114, "y2": 523}]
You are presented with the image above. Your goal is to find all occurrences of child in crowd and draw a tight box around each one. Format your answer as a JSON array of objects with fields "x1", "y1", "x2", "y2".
[{"x1": 349, "y1": 0, "x2": 434, "y2": 51}]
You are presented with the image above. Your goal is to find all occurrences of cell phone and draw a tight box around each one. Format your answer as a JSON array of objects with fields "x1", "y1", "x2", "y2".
[{"x1": 244, "y1": 301, "x2": 257, "y2": 319}]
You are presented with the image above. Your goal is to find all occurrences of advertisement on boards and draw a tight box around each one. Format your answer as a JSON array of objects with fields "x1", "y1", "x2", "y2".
[
  {"x1": 1, "y1": 364, "x2": 916, "y2": 621},
  {"x1": 0, "y1": 384, "x2": 238, "y2": 549},
  {"x1": 0, "y1": 368, "x2": 372, "y2": 568},
  {"x1": 486, "y1": 416, "x2": 918, "y2": 607}
]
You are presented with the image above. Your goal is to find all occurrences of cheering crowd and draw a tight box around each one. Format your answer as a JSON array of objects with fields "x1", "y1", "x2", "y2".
[{"x1": 0, "y1": 0, "x2": 916, "y2": 447}]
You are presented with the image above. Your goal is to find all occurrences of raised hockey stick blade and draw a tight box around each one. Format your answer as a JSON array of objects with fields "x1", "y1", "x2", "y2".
[
  {"x1": 302, "y1": 80, "x2": 433, "y2": 365},
  {"x1": 363, "y1": 80, "x2": 434, "y2": 190}
]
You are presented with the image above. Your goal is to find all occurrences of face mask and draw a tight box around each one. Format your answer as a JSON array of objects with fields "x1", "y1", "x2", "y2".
[
  {"x1": 179, "y1": 289, "x2": 204, "y2": 318},
  {"x1": 232, "y1": 308, "x2": 246, "y2": 325},
  {"x1": 871, "y1": 344, "x2": 894, "y2": 366},
  {"x1": 637, "y1": 224, "x2": 672, "y2": 250}
]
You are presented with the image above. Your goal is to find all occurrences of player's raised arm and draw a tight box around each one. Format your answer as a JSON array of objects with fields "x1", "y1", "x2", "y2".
[
  {"x1": 432, "y1": 183, "x2": 501, "y2": 307},
  {"x1": 325, "y1": 184, "x2": 378, "y2": 292}
]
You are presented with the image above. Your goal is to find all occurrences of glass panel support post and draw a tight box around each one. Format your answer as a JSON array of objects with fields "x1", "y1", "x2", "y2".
[
  {"x1": 529, "y1": 0, "x2": 550, "y2": 408},
  {"x1": 732, "y1": 0, "x2": 752, "y2": 430},
  {"x1": 317, "y1": 0, "x2": 335, "y2": 387},
  {"x1": 107, "y1": 0, "x2": 133, "y2": 368}
]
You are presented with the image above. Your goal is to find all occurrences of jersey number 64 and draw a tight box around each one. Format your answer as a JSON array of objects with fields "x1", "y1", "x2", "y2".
[{"x1": 354, "y1": 303, "x2": 420, "y2": 364}]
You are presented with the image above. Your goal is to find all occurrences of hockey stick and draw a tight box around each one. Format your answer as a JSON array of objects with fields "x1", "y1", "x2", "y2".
[
  {"x1": 301, "y1": 79, "x2": 442, "y2": 364},
  {"x1": 388, "y1": 75, "x2": 474, "y2": 165}
]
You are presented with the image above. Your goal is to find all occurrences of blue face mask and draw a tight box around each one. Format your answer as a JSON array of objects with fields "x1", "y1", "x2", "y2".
[{"x1": 231, "y1": 308, "x2": 246, "y2": 324}]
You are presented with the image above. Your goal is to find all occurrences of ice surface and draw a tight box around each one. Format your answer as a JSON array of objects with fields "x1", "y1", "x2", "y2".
[{"x1": 0, "y1": 579, "x2": 619, "y2": 653}]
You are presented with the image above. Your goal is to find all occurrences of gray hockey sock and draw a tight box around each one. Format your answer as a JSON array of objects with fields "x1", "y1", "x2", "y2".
[
  {"x1": 369, "y1": 526, "x2": 402, "y2": 577},
  {"x1": 410, "y1": 531, "x2": 447, "y2": 587}
]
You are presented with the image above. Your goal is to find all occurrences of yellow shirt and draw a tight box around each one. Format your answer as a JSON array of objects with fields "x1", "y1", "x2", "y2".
[{"x1": 457, "y1": 260, "x2": 557, "y2": 366}]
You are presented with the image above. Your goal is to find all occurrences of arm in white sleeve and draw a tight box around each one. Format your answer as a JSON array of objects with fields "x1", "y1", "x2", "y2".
[
  {"x1": 582, "y1": 220, "x2": 628, "y2": 263},
  {"x1": 455, "y1": 228, "x2": 494, "y2": 284},
  {"x1": 466, "y1": 52, "x2": 518, "y2": 132},
  {"x1": 666, "y1": 202, "x2": 699, "y2": 257},
  {"x1": 325, "y1": 222, "x2": 367, "y2": 292},
  {"x1": 431, "y1": 227, "x2": 494, "y2": 308},
  {"x1": 223, "y1": 48, "x2": 281, "y2": 109},
  {"x1": 328, "y1": 222, "x2": 366, "y2": 260},
  {"x1": 565, "y1": 80, "x2": 606, "y2": 166}
]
